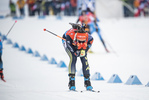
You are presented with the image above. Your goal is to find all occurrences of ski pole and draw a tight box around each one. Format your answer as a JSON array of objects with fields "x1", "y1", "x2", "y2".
[
  {"x1": 2, "y1": 20, "x2": 17, "y2": 42},
  {"x1": 105, "y1": 40, "x2": 119, "y2": 57},
  {"x1": 43, "y1": 29, "x2": 66, "y2": 41},
  {"x1": 6, "y1": 20, "x2": 17, "y2": 37},
  {"x1": 100, "y1": 30, "x2": 119, "y2": 57}
]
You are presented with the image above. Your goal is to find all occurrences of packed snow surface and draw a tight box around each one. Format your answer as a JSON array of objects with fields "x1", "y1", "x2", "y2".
[{"x1": 0, "y1": 16, "x2": 149, "y2": 100}]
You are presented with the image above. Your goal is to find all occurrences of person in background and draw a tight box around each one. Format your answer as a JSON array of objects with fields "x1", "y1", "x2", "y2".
[
  {"x1": 70, "y1": 0, "x2": 77, "y2": 16},
  {"x1": 64, "y1": 0, "x2": 71, "y2": 16},
  {"x1": 26, "y1": 0, "x2": 35, "y2": 16},
  {"x1": 134, "y1": 0, "x2": 140, "y2": 17},
  {"x1": 0, "y1": 39, "x2": 6, "y2": 82},
  {"x1": 17, "y1": 0, "x2": 25, "y2": 16},
  {"x1": 61, "y1": 1, "x2": 65, "y2": 15},
  {"x1": 62, "y1": 23, "x2": 94, "y2": 91},
  {"x1": 55, "y1": 0, "x2": 61, "y2": 17},
  {"x1": 139, "y1": 0, "x2": 149, "y2": 16},
  {"x1": 77, "y1": 10, "x2": 109, "y2": 53},
  {"x1": 41, "y1": 0, "x2": 46, "y2": 16},
  {"x1": 32, "y1": 0, "x2": 42, "y2": 16},
  {"x1": 9, "y1": 0, "x2": 16, "y2": 17},
  {"x1": 144, "y1": 0, "x2": 149, "y2": 16},
  {"x1": 45, "y1": 0, "x2": 52, "y2": 15}
]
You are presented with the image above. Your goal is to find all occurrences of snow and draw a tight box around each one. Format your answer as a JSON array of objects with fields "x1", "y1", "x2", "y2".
[{"x1": 0, "y1": 16, "x2": 149, "y2": 100}]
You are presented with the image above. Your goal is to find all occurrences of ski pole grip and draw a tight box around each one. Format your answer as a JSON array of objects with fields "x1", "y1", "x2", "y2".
[{"x1": 57, "y1": 36, "x2": 66, "y2": 41}]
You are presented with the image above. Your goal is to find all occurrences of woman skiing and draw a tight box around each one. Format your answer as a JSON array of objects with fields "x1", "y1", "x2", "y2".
[{"x1": 62, "y1": 23, "x2": 93, "y2": 91}]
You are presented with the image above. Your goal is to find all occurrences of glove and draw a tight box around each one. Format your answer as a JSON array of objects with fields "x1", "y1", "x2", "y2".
[
  {"x1": 2, "y1": 36, "x2": 7, "y2": 41},
  {"x1": 62, "y1": 39, "x2": 65, "y2": 44},
  {"x1": 80, "y1": 50, "x2": 86, "y2": 57},
  {"x1": 74, "y1": 50, "x2": 86, "y2": 57},
  {"x1": 62, "y1": 40, "x2": 66, "y2": 48},
  {"x1": 77, "y1": 42, "x2": 87, "y2": 50},
  {"x1": 74, "y1": 50, "x2": 80, "y2": 57}
]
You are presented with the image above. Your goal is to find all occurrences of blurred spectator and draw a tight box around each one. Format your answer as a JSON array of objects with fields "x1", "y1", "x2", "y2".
[
  {"x1": 7, "y1": 0, "x2": 78, "y2": 17},
  {"x1": 52, "y1": 0, "x2": 56, "y2": 15},
  {"x1": 144, "y1": 0, "x2": 149, "y2": 16},
  {"x1": 32, "y1": 0, "x2": 42, "y2": 16},
  {"x1": 8, "y1": 0, "x2": 149, "y2": 18},
  {"x1": 134, "y1": 0, "x2": 140, "y2": 8},
  {"x1": 26, "y1": 0, "x2": 35, "y2": 16},
  {"x1": 41, "y1": 0, "x2": 46, "y2": 15},
  {"x1": 55, "y1": 1, "x2": 61, "y2": 16},
  {"x1": 134, "y1": 0, "x2": 141, "y2": 16},
  {"x1": 121, "y1": 0, "x2": 149, "y2": 17},
  {"x1": 140, "y1": 0, "x2": 149, "y2": 16},
  {"x1": 9, "y1": 0, "x2": 16, "y2": 17},
  {"x1": 17, "y1": 0, "x2": 25, "y2": 16},
  {"x1": 45, "y1": 0, "x2": 52, "y2": 15},
  {"x1": 139, "y1": 0, "x2": 146, "y2": 16},
  {"x1": 61, "y1": 1, "x2": 65, "y2": 15},
  {"x1": 64, "y1": 0, "x2": 71, "y2": 16},
  {"x1": 134, "y1": 0, "x2": 149, "y2": 17},
  {"x1": 70, "y1": 0, "x2": 77, "y2": 16}
]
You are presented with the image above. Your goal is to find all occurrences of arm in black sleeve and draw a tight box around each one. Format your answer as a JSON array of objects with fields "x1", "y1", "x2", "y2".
[
  {"x1": 66, "y1": 35, "x2": 76, "y2": 53},
  {"x1": 76, "y1": 18, "x2": 80, "y2": 23},
  {"x1": 86, "y1": 34, "x2": 93, "y2": 52},
  {"x1": 62, "y1": 32, "x2": 67, "y2": 44},
  {"x1": 94, "y1": 20, "x2": 97, "y2": 26},
  {"x1": 93, "y1": 20, "x2": 99, "y2": 32},
  {"x1": 62, "y1": 34, "x2": 66, "y2": 39}
]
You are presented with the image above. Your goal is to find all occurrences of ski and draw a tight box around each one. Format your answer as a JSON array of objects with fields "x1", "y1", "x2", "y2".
[
  {"x1": 80, "y1": 90, "x2": 100, "y2": 93},
  {"x1": 68, "y1": 89, "x2": 100, "y2": 93},
  {"x1": 1, "y1": 78, "x2": 6, "y2": 82},
  {"x1": 68, "y1": 90, "x2": 78, "y2": 92}
]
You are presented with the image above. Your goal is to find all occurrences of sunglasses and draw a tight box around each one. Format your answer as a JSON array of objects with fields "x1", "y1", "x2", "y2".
[{"x1": 78, "y1": 41, "x2": 85, "y2": 43}]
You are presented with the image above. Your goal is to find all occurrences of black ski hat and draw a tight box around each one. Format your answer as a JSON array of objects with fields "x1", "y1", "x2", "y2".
[{"x1": 69, "y1": 23, "x2": 86, "y2": 33}]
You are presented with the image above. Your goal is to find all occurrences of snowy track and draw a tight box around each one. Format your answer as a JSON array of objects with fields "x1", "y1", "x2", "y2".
[{"x1": 0, "y1": 17, "x2": 149, "y2": 100}]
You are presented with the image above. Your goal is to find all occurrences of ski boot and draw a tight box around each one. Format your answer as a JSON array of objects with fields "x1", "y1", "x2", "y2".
[
  {"x1": 68, "y1": 74, "x2": 76, "y2": 90},
  {"x1": 105, "y1": 48, "x2": 110, "y2": 53},
  {"x1": 0, "y1": 69, "x2": 6, "y2": 82},
  {"x1": 84, "y1": 75, "x2": 93, "y2": 90}
]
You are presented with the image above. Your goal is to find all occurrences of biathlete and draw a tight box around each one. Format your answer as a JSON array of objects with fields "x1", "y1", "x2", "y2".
[
  {"x1": 0, "y1": 39, "x2": 5, "y2": 82},
  {"x1": 77, "y1": 10, "x2": 109, "y2": 53},
  {"x1": 62, "y1": 23, "x2": 93, "y2": 90}
]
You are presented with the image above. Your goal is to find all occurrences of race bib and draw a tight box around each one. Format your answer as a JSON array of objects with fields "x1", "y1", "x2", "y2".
[{"x1": 80, "y1": 50, "x2": 85, "y2": 57}]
